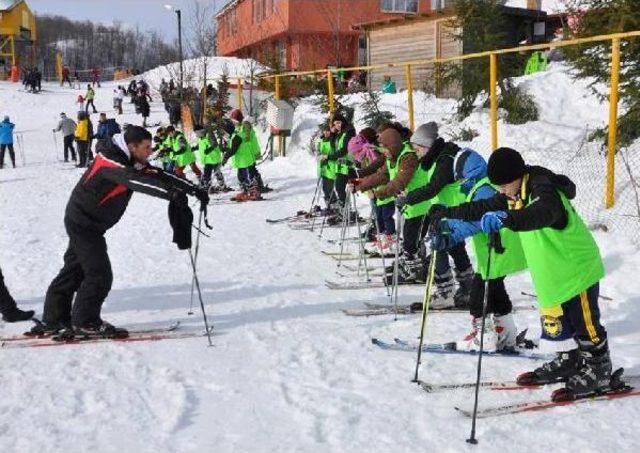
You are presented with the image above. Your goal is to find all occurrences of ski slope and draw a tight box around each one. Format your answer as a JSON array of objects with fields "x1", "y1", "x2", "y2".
[{"x1": 0, "y1": 68, "x2": 639, "y2": 452}]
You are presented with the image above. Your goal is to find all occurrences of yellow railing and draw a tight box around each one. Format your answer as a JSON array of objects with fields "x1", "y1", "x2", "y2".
[{"x1": 262, "y1": 29, "x2": 640, "y2": 209}]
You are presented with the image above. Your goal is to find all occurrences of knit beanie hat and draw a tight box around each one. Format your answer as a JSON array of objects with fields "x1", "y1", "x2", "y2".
[
  {"x1": 410, "y1": 122, "x2": 438, "y2": 148},
  {"x1": 487, "y1": 147, "x2": 526, "y2": 185},
  {"x1": 359, "y1": 127, "x2": 377, "y2": 144}
]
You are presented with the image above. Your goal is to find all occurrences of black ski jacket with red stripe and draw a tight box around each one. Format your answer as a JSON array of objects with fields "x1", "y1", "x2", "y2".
[{"x1": 65, "y1": 137, "x2": 197, "y2": 233}]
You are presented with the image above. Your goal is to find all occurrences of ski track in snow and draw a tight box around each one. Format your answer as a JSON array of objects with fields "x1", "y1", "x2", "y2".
[{"x1": 0, "y1": 73, "x2": 639, "y2": 453}]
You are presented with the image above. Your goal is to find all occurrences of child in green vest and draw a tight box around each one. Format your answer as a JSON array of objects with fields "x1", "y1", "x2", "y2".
[
  {"x1": 400, "y1": 122, "x2": 474, "y2": 309},
  {"x1": 316, "y1": 124, "x2": 339, "y2": 212},
  {"x1": 168, "y1": 128, "x2": 202, "y2": 179},
  {"x1": 195, "y1": 127, "x2": 228, "y2": 192},
  {"x1": 430, "y1": 147, "x2": 615, "y2": 399},
  {"x1": 429, "y1": 149, "x2": 526, "y2": 352}
]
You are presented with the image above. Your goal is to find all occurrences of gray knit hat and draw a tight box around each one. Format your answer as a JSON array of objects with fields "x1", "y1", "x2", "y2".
[{"x1": 410, "y1": 122, "x2": 438, "y2": 148}]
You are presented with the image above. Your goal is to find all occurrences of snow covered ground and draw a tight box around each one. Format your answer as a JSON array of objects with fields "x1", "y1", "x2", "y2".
[{"x1": 0, "y1": 65, "x2": 639, "y2": 453}]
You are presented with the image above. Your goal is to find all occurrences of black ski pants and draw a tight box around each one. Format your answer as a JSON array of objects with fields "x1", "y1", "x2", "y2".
[
  {"x1": 435, "y1": 242, "x2": 472, "y2": 275},
  {"x1": 322, "y1": 176, "x2": 336, "y2": 208},
  {"x1": 85, "y1": 99, "x2": 97, "y2": 113},
  {"x1": 468, "y1": 274, "x2": 512, "y2": 318},
  {"x1": 202, "y1": 163, "x2": 225, "y2": 187},
  {"x1": 63, "y1": 134, "x2": 76, "y2": 161},
  {"x1": 43, "y1": 221, "x2": 113, "y2": 327},
  {"x1": 76, "y1": 141, "x2": 89, "y2": 167},
  {"x1": 0, "y1": 267, "x2": 18, "y2": 314},
  {"x1": 0, "y1": 144, "x2": 15, "y2": 168},
  {"x1": 402, "y1": 215, "x2": 427, "y2": 256}
]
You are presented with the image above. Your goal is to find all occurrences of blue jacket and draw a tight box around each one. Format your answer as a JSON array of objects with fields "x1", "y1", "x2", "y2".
[
  {"x1": 0, "y1": 120, "x2": 15, "y2": 145},
  {"x1": 94, "y1": 119, "x2": 121, "y2": 140},
  {"x1": 443, "y1": 149, "x2": 493, "y2": 243}
]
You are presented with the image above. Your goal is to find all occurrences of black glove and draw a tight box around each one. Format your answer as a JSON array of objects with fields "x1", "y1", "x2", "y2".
[
  {"x1": 195, "y1": 187, "x2": 210, "y2": 207},
  {"x1": 428, "y1": 204, "x2": 448, "y2": 221}
]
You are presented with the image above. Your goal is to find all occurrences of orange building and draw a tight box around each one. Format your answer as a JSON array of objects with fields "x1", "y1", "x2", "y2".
[{"x1": 216, "y1": 0, "x2": 433, "y2": 71}]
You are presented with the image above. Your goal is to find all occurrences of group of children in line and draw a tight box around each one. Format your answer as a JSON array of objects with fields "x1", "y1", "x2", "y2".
[
  {"x1": 153, "y1": 108, "x2": 266, "y2": 200},
  {"x1": 317, "y1": 114, "x2": 615, "y2": 399}
]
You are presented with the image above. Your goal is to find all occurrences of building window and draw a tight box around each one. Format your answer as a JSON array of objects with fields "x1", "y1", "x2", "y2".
[{"x1": 380, "y1": 0, "x2": 418, "y2": 13}]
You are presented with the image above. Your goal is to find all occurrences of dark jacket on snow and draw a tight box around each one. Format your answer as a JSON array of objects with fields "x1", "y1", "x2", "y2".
[
  {"x1": 65, "y1": 136, "x2": 198, "y2": 234},
  {"x1": 94, "y1": 119, "x2": 121, "y2": 140},
  {"x1": 442, "y1": 166, "x2": 576, "y2": 232}
]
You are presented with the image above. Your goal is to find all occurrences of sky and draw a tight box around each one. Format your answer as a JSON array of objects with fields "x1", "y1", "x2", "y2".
[{"x1": 26, "y1": 0, "x2": 224, "y2": 42}]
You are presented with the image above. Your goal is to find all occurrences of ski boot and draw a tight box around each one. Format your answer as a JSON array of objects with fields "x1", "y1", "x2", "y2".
[
  {"x1": 516, "y1": 348, "x2": 580, "y2": 386},
  {"x1": 429, "y1": 269, "x2": 456, "y2": 309},
  {"x1": 384, "y1": 253, "x2": 421, "y2": 285},
  {"x1": 453, "y1": 266, "x2": 474, "y2": 308},
  {"x1": 457, "y1": 316, "x2": 498, "y2": 352},
  {"x1": 55, "y1": 320, "x2": 129, "y2": 342},
  {"x1": 1, "y1": 306, "x2": 35, "y2": 323},
  {"x1": 24, "y1": 319, "x2": 68, "y2": 338},
  {"x1": 552, "y1": 339, "x2": 613, "y2": 400}
]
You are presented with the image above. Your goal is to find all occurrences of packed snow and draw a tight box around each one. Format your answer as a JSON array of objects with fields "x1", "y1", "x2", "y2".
[{"x1": 0, "y1": 61, "x2": 639, "y2": 453}]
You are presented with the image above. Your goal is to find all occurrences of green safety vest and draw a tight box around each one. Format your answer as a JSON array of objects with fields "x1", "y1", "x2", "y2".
[
  {"x1": 467, "y1": 177, "x2": 527, "y2": 280},
  {"x1": 198, "y1": 136, "x2": 222, "y2": 165},
  {"x1": 335, "y1": 132, "x2": 353, "y2": 175},
  {"x1": 525, "y1": 51, "x2": 549, "y2": 75},
  {"x1": 231, "y1": 130, "x2": 257, "y2": 169},
  {"x1": 517, "y1": 184, "x2": 604, "y2": 308},
  {"x1": 387, "y1": 144, "x2": 432, "y2": 219},
  {"x1": 172, "y1": 133, "x2": 196, "y2": 167},
  {"x1": 434, "y1": 151, "x2": 466, "y2": 207},
  {"x1": 317, "y1": 138, "x2": 337, "y2": 180}
]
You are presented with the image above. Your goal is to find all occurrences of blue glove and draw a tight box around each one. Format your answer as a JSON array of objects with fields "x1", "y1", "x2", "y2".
[
  {"x1": 480, "y1": 211, "x2": 507, "y2": 233},
  {"x1": 430, "y1": 234, "x2": 453, "y2": 251}
]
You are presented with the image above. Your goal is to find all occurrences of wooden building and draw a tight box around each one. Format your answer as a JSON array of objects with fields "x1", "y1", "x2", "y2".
[
  {"x1": 355, "y1": 3, "x2": 557, "y2": 97},
  {"x1": 0, "y1": 0, "x2": 36, "y2": 71}
]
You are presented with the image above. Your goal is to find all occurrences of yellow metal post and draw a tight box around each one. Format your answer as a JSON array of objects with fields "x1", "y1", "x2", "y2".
[
  {"x1": 405, "y1": 64, "x2": 415, "y2": 131},
  {"x1": 606, "y1": 38, "x2": 621, "y2": 209},
  {"x1": 10, "y1": 36, "x2": 16, "y2": 66},
  {"x1": 275, "y1": 75, "x2": 281, "y2": 100},
  {"x1": 326, "y1": 69, "x2": 335, "y2": 114},
  {"x1": 237, "y1": 78, "x2": 243, "y2": 111},
  {"x1": 489, "y1": 53, "x2": 498, "y2": 151}
]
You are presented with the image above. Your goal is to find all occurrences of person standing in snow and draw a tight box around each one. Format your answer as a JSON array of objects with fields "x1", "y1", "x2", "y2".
[
  {"x1": 0, "y1": 267, "x2": 34, "y2": 322},
  {"x1": 325, "y1": 113, "x2": 355, "y2": 221},
  {"x1": 33, "y1": 126, "x2": 209, "y2": 338},
  {"x1": 430, "y1": 147, "x2": 614, "y2": 398},
  {"x1": 53, "y1": 112, "x2": 77, "y2": 162},
  {"x1": 94, "y1": 113, "x2": 121, "y2": 140},
  {"x1": 0, "y1": 115, "x2": 16, "y2": 169},
  {"x1": 195, "y1": 126, "x2": 228, "y2": 192},
  {"x1": 317, "y1": 123, "x2": 338, "y2": 212},
  {"x1": 429, "y1": 149, "x2": 526, "y2": 352},
  {"x1": 85, "y1": 85, "x2": 98, "y2": 114},
  {"x1": 74, "y1": 111, "x2": 90, "y2": 167},
  {"x1": 396, "y1": 122, "x2": 475, "y2": 308}
]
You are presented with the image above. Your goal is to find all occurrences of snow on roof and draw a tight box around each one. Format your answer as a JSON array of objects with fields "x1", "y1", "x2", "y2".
[{"x1": 0, "y1": 0, "x2": 19, "y2": 12}]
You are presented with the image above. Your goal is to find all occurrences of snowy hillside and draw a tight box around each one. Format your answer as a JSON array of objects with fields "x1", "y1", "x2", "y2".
[{"x1": 0, "y1": 60, "x2": 639, "y2": 453}]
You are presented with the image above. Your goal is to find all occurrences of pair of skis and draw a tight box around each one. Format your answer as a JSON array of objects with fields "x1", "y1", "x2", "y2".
[
  {"x1": 419, "y1": 369, "x2": 639, "y2": 418},
  {"x1": 0, "y1": 322, "x2": 206, "y2": 349},
  {"x1": 343, "y1": 302, "x2": 537, "y2": 317}
]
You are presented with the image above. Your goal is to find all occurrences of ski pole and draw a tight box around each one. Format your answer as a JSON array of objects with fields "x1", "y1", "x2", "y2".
[
  {"x1": 351, "y1": 192, "x2": 370, "y2": 282},
  {"x1": 307, "y1": 175, "x2": 321, "y2": 224},
  {"x1": 391, "y1": 208, "x2": 404, "y2": 319},
  {"x1": 336, "y1": 194, "x2": 351, "y2": 268},
  {"x1": 52, "y1": 131, "x2": 59, "y2": 162},
  {"x1": 371, "y1": 202, "x2": 392, "y2": 298},
  {"x1": 467, "y1": 232, "x2": 501, "y2": 444},
  {"x1": 188, "y1": 210, "x2": 204, "y2": 315},
  {"x1": 188, "y1": 248, "x2": 213, "y2": 346},
  {"x1": 412, "y1": 243, "x2": 438, "y2": 383}
]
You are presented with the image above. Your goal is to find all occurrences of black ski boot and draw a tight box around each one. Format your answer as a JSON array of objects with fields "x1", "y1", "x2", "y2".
[
  {"x1": 517, "y1": 348, "x2": 580, "y2": 385},
  {"x1": 55, "y1": 320, "x2": 129, "y2": 341},
  {"x1": 554, "y1": 340, "x2": 613, "y2": 400},
  {"x1": 24, "y1": 319, "x2": 69, "y2": 337},
  {"x1": 384, "y1": 253, "x2": 422, "y2": 285},
  {"x1": 1, "y1": 307, "x2": 35, "y2": 323},
  {"x1": 453, "y1": 266, "x2": 474, "y2": 308}
]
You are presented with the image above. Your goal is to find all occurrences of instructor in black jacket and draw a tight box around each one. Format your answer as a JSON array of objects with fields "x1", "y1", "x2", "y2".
[{"x1": 38, "y1": 126, "x2": 208, "y2": 337}]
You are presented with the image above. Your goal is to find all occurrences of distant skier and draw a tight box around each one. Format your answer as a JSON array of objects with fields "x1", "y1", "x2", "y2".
[
  {"x1": 53, "y1": 112, "x2": 77, "y2": 162},
  {"x1": 85, "y1": 85, "x2": 98, "y2": 114},
  {"x1": 0, "y1": 267, "x2": 34, "y2": 322},
  {"x1": 0, "y1": 115, "x2": 16, "y2": 168},
  {"x1": 33, "y1": 126, "x2": 209, "y2": 338}
]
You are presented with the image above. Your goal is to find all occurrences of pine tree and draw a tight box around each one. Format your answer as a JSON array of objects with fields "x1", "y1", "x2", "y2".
[
  {"x1": 360, "y1": 90, "x2": 395, "y2": 130},
  {"x1": 562, "y1": 0, "x2": 640, "y2": 148},
  {"x1": 442, "y1": 0, "x2": 538, "y2": 122}
]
